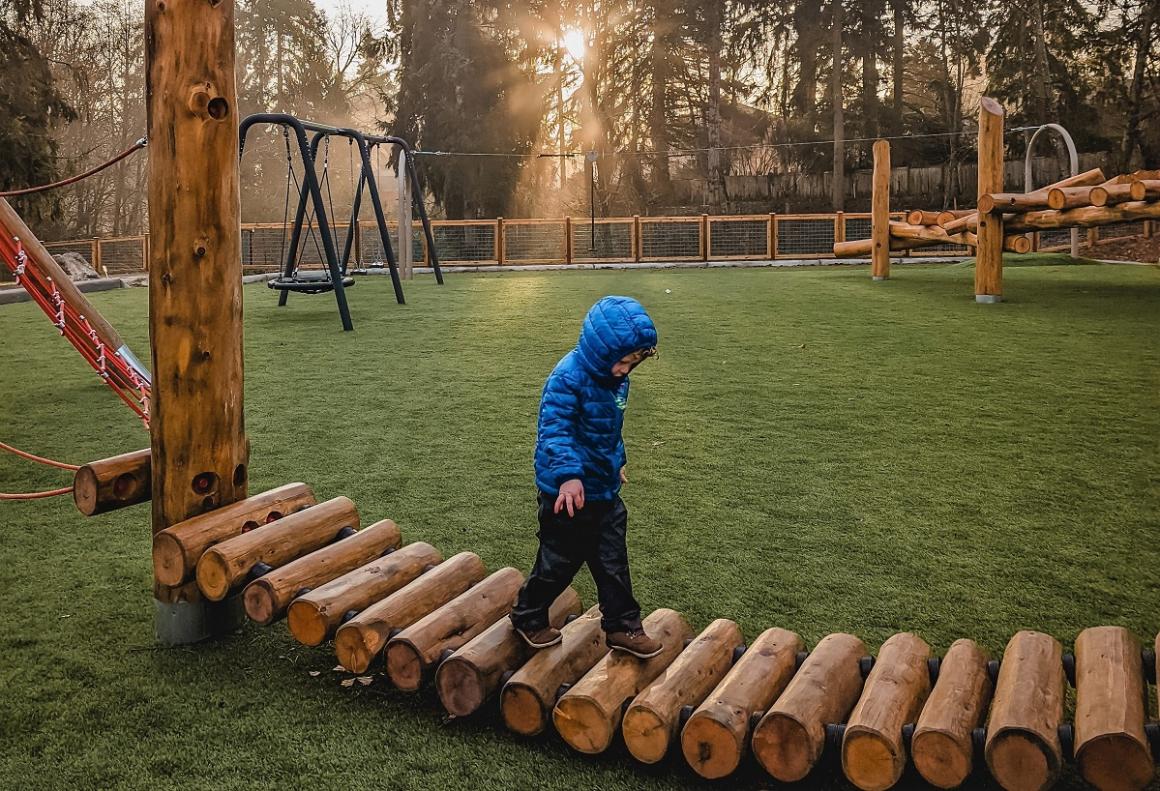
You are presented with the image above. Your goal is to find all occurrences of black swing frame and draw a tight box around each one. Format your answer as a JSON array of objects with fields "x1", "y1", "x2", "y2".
[{"x1": 238, "y1": 113, "x2": 444, "y2": 331}]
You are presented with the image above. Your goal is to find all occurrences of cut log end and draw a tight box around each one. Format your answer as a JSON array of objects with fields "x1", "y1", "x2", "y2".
[
  {"x1": 912, "y1": 730, "x2": 972, "y2": 789},
  {"x1": 753, "y1": 713, "x2": 815, "y2": 783},
  {"x1": 622, "y1": 704, "x2": 669, "y2": 764},
  {"x1": 980, "y1": 96, "x2": 1005, "y2": 116},
  {"x1": 843, "y1": 729, "x2": 903, "y2": 791},
  {"x1": 151, "y1": 532, "x2": 186, "y2": 587},
  {"x1": 286, "y1": 600, "x2": 327, "y2": 647},
  {"x1": 436, "y1": 657, "x2": 486, "y2": 718},
  {"x1": 334, "y1": 624, "x2": 377, "y2": 675},
  {"x1": 501, "y1": 682, "x2": 548, "y2": 736},
  {"x1": 385, "y1": 639, "x2": 424, "y2": 691},
  {"x1": 986, "y1": 730, "x2": 1057, "y2": 791},
  {"x1": 1077, "y1": 735, "x2": 1154, "y2": 791},
  {"x1": 554, "y1": 695, "x2": 616, "y2": 754},
  {"x1": 242, "y1": 580, "x2": 277, "y2": 626},
  {"x1": 72, "y1": 466, "x2": 100, "y2": 516},
  {"x1": 194, "y1": 549, "x2": 231, "y2": 601},
  {"x1": 681, "y1": 713, "x2": 743, "y2": 780}
]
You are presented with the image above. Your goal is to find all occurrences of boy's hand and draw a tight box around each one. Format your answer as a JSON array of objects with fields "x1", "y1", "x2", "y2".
[
  {"x1": 620, "y1": 467, "x2": 628, "y2": 484},
  {"x1": 555, "y1": 479, "x2": 585, "y2": 517}
]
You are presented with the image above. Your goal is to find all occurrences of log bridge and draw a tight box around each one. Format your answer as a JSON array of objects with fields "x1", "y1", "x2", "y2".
[{"x1": 77, "y1": 455, "x2": 1160, "y2": 790}]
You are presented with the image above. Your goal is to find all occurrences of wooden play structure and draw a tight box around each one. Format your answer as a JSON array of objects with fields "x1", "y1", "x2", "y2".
[
  {"x1": 36, "y1": 3, "x2": 1160, "y2": 789},
  {"x1": 835, "y1": 98, "x2": 1160, "y2": 301}
]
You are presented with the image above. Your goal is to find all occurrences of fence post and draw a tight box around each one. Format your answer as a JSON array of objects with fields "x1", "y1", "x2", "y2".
[
  {"x1": 397, "y1": 149, "x2": 413, "y2": 279},
  {"x1": 769, "y1": 213, "x2": 776, "y2": 259},
  {"x1": 92, "y1": 237, "x2": 105, "y2": 276},
  {"x1": 419, "y1": 222, "x2": 429, "y2": 267},
  {"x1": 564, "y1": 216, "x2": 573, "y2": 265},
  {"x1": 834, "y1": 211, "x2": 845, "y2": 245},
  {"x1": 1088, "y1": 227, "x2": 1098, "y2": 247},
  {"x1": 141, "y1": 235, "x2": 148, "y2": 273},
  {"x1": 1031, "y1": 232, "x2": 1040, "y2": 252},
  {"x1": 1144, "y1": 220, "x2": 1153, "y2": 240},
  {"x1": 701, "y1": 214, "x2": 710, "y2": 261},
  {"x1": 633, "y1": 215, "x2": 641, "y2": 262},
  {"x1": 496, "y1": 217, "x2": 505, "y2": 265},
  {"x1": 353, "y1": 220, "x2": 362, "y2": 268}
]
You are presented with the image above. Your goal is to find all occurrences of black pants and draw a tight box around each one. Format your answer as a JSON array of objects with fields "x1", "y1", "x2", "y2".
[{"x1": 510, "y1": 492, "x2": 643, "y2": 634}]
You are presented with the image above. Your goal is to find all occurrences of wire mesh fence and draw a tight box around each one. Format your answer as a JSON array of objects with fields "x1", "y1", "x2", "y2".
[{"x1": 34, "y1": 216, "x2": 1151, "y2": 274}]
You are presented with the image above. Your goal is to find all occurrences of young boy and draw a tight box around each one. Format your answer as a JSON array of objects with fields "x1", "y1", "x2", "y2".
[{"x1": 510, "y1": 295, "x2": 662, "y2": 658}]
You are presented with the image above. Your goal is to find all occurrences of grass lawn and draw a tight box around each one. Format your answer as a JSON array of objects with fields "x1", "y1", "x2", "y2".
[{"x1": 1, "y1": 259, "x2": 1158, "y2": 790}]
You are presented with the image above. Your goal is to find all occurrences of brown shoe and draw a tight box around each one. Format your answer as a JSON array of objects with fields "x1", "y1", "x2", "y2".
[
  {"x1": 514, "y1": 625, "x2": 562, "y2": 649},
  {"x1": 606, "y1": 629, "x2": 663, "y2": 659}
]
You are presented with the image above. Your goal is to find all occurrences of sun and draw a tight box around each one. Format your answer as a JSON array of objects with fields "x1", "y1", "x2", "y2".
[{"x1": 562, "y1": 28, "x2": 586, "y2": 61}]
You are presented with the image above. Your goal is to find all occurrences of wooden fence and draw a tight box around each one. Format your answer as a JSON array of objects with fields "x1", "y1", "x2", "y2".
[{"x1": 31, "y1": 213, "x2": 1152, "y2": 276}]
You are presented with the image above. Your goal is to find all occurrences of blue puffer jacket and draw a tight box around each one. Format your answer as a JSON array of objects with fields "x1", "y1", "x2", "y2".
[{"x1": 534, "y1": 296, "x2": 658, "y2": 501}]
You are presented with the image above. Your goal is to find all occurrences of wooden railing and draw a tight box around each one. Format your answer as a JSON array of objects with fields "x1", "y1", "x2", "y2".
[{"x1": 32, "y1": 214, "x2": 1151, "y2": 277}]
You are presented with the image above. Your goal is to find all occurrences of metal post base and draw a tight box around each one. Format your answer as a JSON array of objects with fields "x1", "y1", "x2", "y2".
[
  {"x1": 872, "y1": 276, "x2": 889, "y2": 282},
  {"x1": 154, "y1": 595, "x2": 245, "y2": 646},
  {"x1": 975, "y1": 294, "x2": 1003, "y2": 304}
]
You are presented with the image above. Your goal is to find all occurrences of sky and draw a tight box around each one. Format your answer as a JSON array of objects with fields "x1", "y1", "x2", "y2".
[{"x1": 316, "y1": 0, "x2": 387, "y2": 23}]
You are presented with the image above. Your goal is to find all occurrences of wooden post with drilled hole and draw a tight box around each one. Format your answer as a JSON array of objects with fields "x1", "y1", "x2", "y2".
[{"x1": 145, "y1": 0, "x2": 248, "y2": 643}]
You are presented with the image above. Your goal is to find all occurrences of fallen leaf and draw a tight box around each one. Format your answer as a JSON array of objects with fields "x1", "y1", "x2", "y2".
[
  {"x1": 357, "y1": 676, "x2": 374, "y2": 686},
  {"x1": 340, "y1": 678, "x2": 355, "y2": 688},
  {"x1": 333, "y1": 665, "x2": 346, "y2": 672},
  {"x1": 308, "y1": 671, "x2": 321, "y2": 677}
]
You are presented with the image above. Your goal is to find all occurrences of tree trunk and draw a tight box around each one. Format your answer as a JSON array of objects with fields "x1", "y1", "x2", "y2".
[
  {"x1": 705, "y1": 1, "x2": 726, "y2": 210},
  {"x1": 1118, "y1": 0, "x2": 1159, "y2": 171},
  {"x1": 831, "y1": 0, "x2": 845, "y2": 211},
  {"x1": 861, "y1": 2, "x2": 879, "y2": 139},
  {"x1": 1031, "y1": 0, "x2": 1053, "y2": 121},
  {"x1": 649, "y1": 0, "x2": 672, "y2": 202},
  {"x1": 892, "y1": 0, "x2": 905, "y2": 122},
  {"x1": 793, "y1": 0, "x2": 823, "y2": 129}
]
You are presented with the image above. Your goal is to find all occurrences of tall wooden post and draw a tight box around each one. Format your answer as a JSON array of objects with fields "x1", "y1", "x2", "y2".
[
  {"x1": 975, "y1": 98, "x2": 1005, "y2": 303},
  {"x1": 870, "y1": 139, "x2": 890, "y2": 280},
  {"x1": 146, "y1": 0, "x2": 248, "y2": 643},
  {"x1": 396, "y1": 149, "x2": 413, "y2": 279}
]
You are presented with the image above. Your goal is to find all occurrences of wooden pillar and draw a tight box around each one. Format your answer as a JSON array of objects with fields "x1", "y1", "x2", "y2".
[
  {"x1": 870, "y1": 140, "x2": 890, "y2": 280},
  {"x1": 396, "y1": 149, "x2": 413, "y2": 279},
  {"x1": 975, "y1": 97, "x2": 1005, "y2": 302},
  {"x1": 145, "y1": 0, "x2": 247, "y2": 642}
]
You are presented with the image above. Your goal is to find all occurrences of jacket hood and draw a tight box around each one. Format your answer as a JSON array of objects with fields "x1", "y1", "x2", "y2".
[{"x1": 574, "y1": 296, "x2": 658, "y2": 379}]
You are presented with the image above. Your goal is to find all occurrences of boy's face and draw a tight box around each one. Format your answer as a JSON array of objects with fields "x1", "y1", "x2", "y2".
[{"x1": 611, "y1": 348, "x2": 654, "y2": 378}]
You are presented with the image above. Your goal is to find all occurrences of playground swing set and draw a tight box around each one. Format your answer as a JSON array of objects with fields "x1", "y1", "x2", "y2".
[{"x1": 2, "y1": 4, "x2": 1159, "y2": 789}]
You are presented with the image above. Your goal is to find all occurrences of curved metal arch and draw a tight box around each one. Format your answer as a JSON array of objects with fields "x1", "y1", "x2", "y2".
[{"x1": 1024, "y1": 124, "x2": 1079, "y2": 257}]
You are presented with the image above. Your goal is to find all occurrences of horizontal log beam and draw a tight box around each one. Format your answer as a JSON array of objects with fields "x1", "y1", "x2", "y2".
[
  {"x1": 946, "y1": 167, "x2": 1107, "y2": 233},
  {"x1": 74, "y1": 448, "x2": 151, "y2": 516},
  {"x1": 1007, "y1": 200, "x2": 1160, "y2": 232},
  {"x1": 151, "y1": 482, "x2": 317, "y2": 586}
]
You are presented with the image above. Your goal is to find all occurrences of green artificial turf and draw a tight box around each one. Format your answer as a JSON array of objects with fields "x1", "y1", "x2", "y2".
[{"x1": 1, "y1": 259, "x2": 1158, "y2": 790}]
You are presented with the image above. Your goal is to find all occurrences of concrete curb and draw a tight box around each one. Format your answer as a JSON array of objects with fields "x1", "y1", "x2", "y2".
[{"x1": 0, "y1": 276, "x2": 130, "y2": 305}]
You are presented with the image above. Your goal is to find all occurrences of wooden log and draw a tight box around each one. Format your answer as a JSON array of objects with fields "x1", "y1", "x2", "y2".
[
  {"x1": 979, "y1": 192, "x2": 1053, "y2": 214},
  {"x1": 385, "y1": 567, "x2": 524, "y2": 691},
  {"x1": 752, "y1": 632, "x2": 867, "y2": 782},
  {"x1": 975, "y1": 97, "x2": 1005, "y2": 302},
  {"x1": 242, "y1": 518, "x2": 402, "y2": 626},
  {"x1": 1046, "y1": 186, "x2": 1097, "y2": 211},
  {"x1": 1007, "y1": 200, "x2": 1160, "y2": 232},
  {"x1": 73, "y1": 448, "x2": 151, "y2": 516},
  {"x1": 623, "y1": 618, "x2": 743, "y2": 764},
  {"x1": 1090, "y1": 182, "x2": 1148, "y2": 207},
  {"x1": 1135, "y1": 180, "x2": 1160, "y2": 202},
  {"x1": 870, "y1": 139, "x2": 891, "y2": 280},
  {"x1": 834, "y1": 236, "x2": 937, "y2": 257},
  {"x1": 842, "y1": 633, "x2": 932, "y2": 791},
  {"x1": 553, "y1": 608, "x2": 694, "y2": 754},
  {"x1": 985, "y1": 631, "x2": 1066, "y2": 791},
  {"x1": 287, "y1": 541, "x2": 442, "y2": 647},
  {"x1": 195, "y1": 496, "x2": 359, "y2": 601},
  {"x1": 912, "y1": 639, "x2": 993, "y2": 789},
  {"x1": 890, "y1": 221, "x2": 958, "y2": 242},
  {"x1": 334, "y1": 551, "x2": 486, "y2": 674},
  {"x1": 436, "y1": 588, "x2": 581, "y2": 717},
  {"x1": 151, "y1": 482, "x2": 316, "y2": 586},
  {"x1": 681, "y1": 627, "x2": 804, "y2": 779},
  {"x1": 1074, "y1": 626, "x2": 1154, "y2": 791},
  {"x1": 146, "y1": 0, "x2": 248, "y2": 535},
  {"x1": 937, "y1": 209, "x2": 973, "y2": 227},
  {"x1": 906, "y1": 210, "x2": 943, "y2": 226},
  {"x1": 501, "y1": 605, "x2": 608, "y2": 736},
  {"x1": 944, "y1": 168, "x2": 1106, "y2": 234}
]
